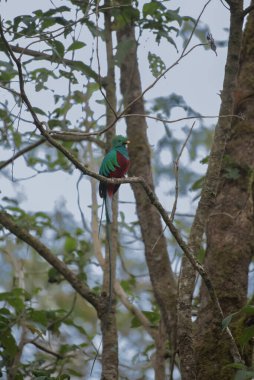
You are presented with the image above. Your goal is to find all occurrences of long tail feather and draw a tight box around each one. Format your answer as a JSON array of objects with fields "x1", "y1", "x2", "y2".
[
  {"x1": 91, "y1": 197, "x2": 113, "y2": 376},
  {"x1": 98, "y1": 199, "x2": 105, "y2": 238},
  {"x1": 105, "y1": 193, "x2": 113, "y2": 223}
]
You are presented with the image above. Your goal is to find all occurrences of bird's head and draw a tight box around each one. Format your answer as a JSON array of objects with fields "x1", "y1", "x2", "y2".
[{"x1": 112, "y1": 135, "x2": 130, "y2": 148}]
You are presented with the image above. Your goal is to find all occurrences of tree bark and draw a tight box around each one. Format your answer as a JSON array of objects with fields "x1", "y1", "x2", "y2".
[
  {"x1": 177, "y1": 1, "x2": 244, "y2": 378},
  {"x1": 194, "y1": 4, "x2": 254, "y2": 379},
  {"x1": 100, "y1": 2, "x2": 118, "y2": 379},
  {"x1": 116, "y1": 4, "x2": 177, "y2": 347}
]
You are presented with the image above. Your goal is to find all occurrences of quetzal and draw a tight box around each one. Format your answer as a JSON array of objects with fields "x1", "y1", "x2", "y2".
[{"x1": 99, "y1": 135, "x2": 130, "y2": 223}]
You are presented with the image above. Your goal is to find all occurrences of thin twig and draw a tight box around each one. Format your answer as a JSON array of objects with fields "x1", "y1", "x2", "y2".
[
  {"x1": 122, "y1": 113, "x2": 243, "y2": 125},
  {"x1": 44, "y1": 112, "x2": 243, "y2": 140},
  {"x1": 182, "y1": 0, "x2": 212, "y2": 56},
  {"x1": 26, "y1": 340, "x2": 63, "y2": 359},
  {"x1": 171, "y1": 122, "x2": 196, "y2": 222},
  {"x1": 220, "y1": 0, "x2": 230, "y2": 11},
  {"x1": 0, "y1": 84, "x2": 21, "y2": 97}
]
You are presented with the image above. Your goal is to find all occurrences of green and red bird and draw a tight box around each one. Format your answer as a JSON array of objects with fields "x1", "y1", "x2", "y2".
[{"x1": 99, "y1": 135, "x2": 130, "y2": 223}]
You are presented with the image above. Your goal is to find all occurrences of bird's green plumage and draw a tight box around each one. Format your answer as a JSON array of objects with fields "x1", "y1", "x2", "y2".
[
  {"x1": 99, "y1": 149, "x2": 120, "y2": 177},
  {"x1": 99, "y1": 135, "x2": 129, "y2": 177}
]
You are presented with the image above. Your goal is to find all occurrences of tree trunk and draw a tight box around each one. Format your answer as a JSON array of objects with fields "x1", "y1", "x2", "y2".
[
  {"x1": 194, "y1": 5, "x2": 254, "y2": 379},
  {"x1": 178, "y1": 1, "x2": 244, "y2": 378},
  {"x1": 100, "y1": 2, "x2": 118, "y2": 379},
  {"x1": 116, "y1": 10, "x2": 177, "y2": 347}
]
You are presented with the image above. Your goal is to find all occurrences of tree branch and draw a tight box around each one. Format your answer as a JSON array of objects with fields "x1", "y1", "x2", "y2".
[
  {"x1": 7, "y1": 44, "x2": 99, "y2": 82},
  {"x1": 243, "y1": 4, "x2": 254, "y2": 17},
  {"x1": 0, "y1": 211, "x2": 99, "y2": 309},
  {"x1": 26, "y1": 340, "x2": 64, "y2": 360},
  {"x1": 0, "y1": 139, "x2": 45, "y2": 170},
  {"x1": 0, "y1": 135, "x2": 105, "y2": 172}
]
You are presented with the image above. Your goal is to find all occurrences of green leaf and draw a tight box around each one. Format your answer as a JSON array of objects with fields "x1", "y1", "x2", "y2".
[
  {"x1": 0, "y1": 307, "x2": 11, "y2": 316},
  {"x1": 32, "y1": 107, "x2": 47, "y2": 116},
  {"x1": 13, "y1": 132, "x2": 22, "y2": 148},
  {"x1": 143, "y1": 2, "x2": 161, "y2": 17},
  {"x1": 67, "y1": 41, "x2": 86, "y2": 52},
  {"x1": 28, "y1": 309, "x2": 48, "y2": 327},
  {"x1": 72, "y1": 90, "x2": 87, "y2": 104},
  {"x1": 143, "y1": 310, "x2": 160, "y2": 325},
  {"x1": 222, "y1": 311, "x2": 239, "y2": 330},
  {"x1": 239, "y1": 326, "x2": 254, "y2": 346},
  {"x1": 43, "y1": 6, "x2": 71, "y2": 17},
  {"x1": 235, "y1": 369, "x2": 254, "y2": 380},
  {"x1": 197, "y1": 247, "x2": 206, "y2": 263},
  {"x1": 120, "y1": 277, "x2": 136, "y2": 294},
  {"x1": 58, "y1": 375, "x2": 71, "y2": 380},
  {"x1": 200, "y1": 155, "x2": 209, "y2": 164},
  {"x1": 59, "y1": 69, "x2": 78, "y2": 84},
  {"x1": 241, "y1": 305, "x2": 254, "y2": 315},
  {"x1": 224, "y1": 363, "x2": 246, "y2": 370},
  {"x1": 0, "y1": 332, "x2": 17, "y2": 359},
  {"x1": 191, "y1": 176, "x2": 204, "y2": 191},
  {"x1": 87, "y1": 82, "x2": 100, "y2": 97},
  {"x1": 70, "y1": 61, "x2": 99, "y2": 81},
  {"x1": 131, "y1": 309, "x2": 159, "y2": 328},
  {"x1": 131, "y1": 315, "x2": 142, "y2": 328},
  {"x1": 0, "y1": 289, "x2": 28, "y2": 313},
  {"x1": 64, "y1": 236, "x2": 77, "y2": 252},
  {"x1": 148, "y1": 52, "x2": 166, "y2": 78},
  {"x1": 41, "y1": 18, "x2": 57, "y2": 29},
  {"x1": 48, "y1": 268, "x2": 64, "y2": 284},
  {"x1": 49, "y1": 40, "x2": 65, "y2": 58}
]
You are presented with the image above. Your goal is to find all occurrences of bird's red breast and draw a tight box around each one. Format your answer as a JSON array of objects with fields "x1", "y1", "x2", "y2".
[{"x1": 107, "y1": 152, "x2": 130, "y2": 197}]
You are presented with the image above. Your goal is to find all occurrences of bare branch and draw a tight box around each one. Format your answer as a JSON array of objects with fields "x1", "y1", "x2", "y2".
[
  {"x1": 0, "y1": 135, "x2": 105, "y2": 172},
  {"x1": 26, "y1": 340, "x2": 64, "y2": 360},
  {"x1": 122, "y1": 113, "x2": 244, "y2": 125},
  {"x1": 220, "y1": 0, "x2": 230, "y2": 11},
  {"x1": 0, "y1": 139, "x2": 45, "y2": 170},
  {"x1": 0, "y1": 211, "x2": 99, "y2": 309},
  {"x1": 243, "y1": 4, "x2": 254, "y2": 17},
  {"x1": 46, "y1": 112, "x2": 244, "y2": 140},
  {"x1": 7, "y1": 43, "x2": 99, "y2": 82},
  {"x1": 0, "y1": 83, "x2": 21, "y2": 97}
]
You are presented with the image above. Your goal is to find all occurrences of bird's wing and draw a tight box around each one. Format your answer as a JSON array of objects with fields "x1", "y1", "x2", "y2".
[{"x1": 99, "y1": 149, "x2": 120, "y2": 177}]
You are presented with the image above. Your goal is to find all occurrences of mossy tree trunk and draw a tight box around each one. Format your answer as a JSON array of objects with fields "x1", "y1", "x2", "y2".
[{"x1": 194, "y1": 5, "x2": 254, "y2": 379}]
